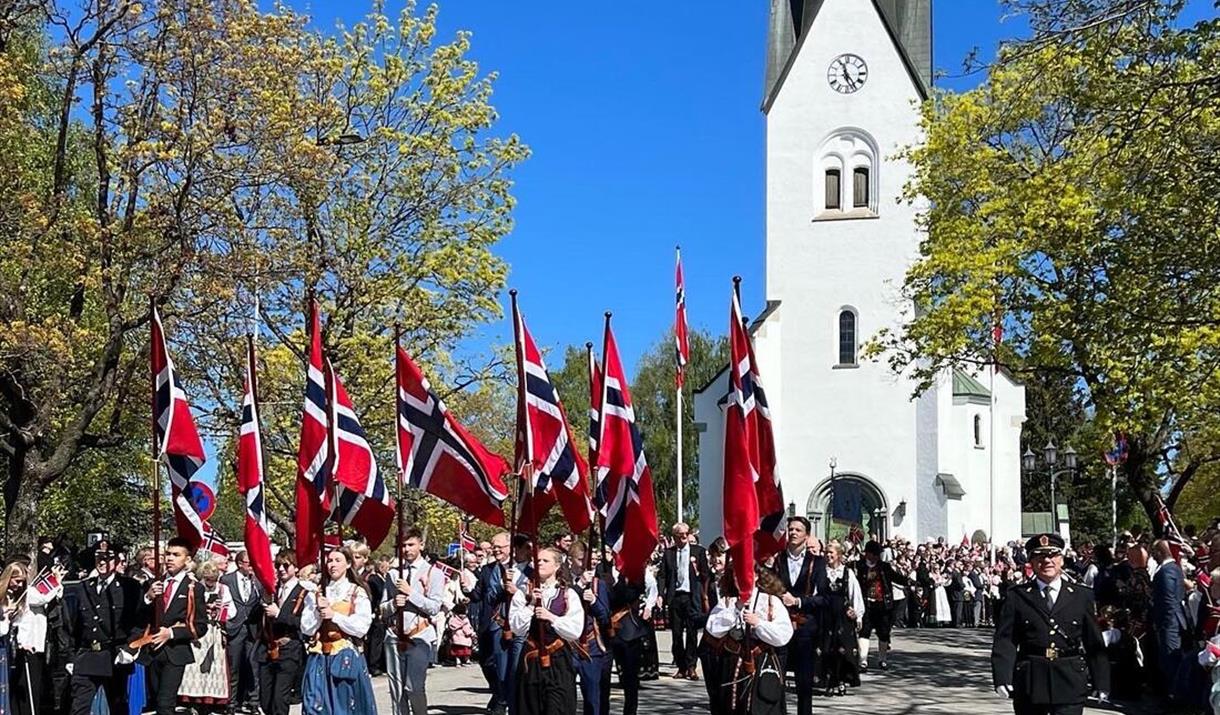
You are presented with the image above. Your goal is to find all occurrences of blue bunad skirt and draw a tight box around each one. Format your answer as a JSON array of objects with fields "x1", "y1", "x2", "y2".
[
  {"x1": 302, "y1": 644, "x2": 378, "y2": 715},
  {"x1": 126, "y1": 663, "x2": 147, "y2": 715}
]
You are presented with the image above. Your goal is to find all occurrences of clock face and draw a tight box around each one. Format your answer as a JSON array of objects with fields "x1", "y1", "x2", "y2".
[{"x1": 827, "y1": 54, "x2": 868, "y2": 94}]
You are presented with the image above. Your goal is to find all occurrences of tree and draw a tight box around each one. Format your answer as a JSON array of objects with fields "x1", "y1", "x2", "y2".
[
  {"x1": 0, "y1": 0, "x2": 527, "y2": 540},
  {"x1": 871, "y1": 0, "x2": 1220, "y2": 528},
  {"x1": 630, "y1": 328, "x2": 728, "y2": 530}
]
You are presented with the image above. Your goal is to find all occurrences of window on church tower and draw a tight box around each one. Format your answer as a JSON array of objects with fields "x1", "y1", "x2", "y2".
[
  {"x1": 825, "y1": 169, "x2": 841, "y2": 210},
  {"x1": 853, "y1": 167, "x2": 870, "y2": 208},
  {"x1": 838, "y1": 310, "x2": 856, "y2": 365},
  {"x1": 974, "y1": 414, "x2": 983, "y2": 446}
]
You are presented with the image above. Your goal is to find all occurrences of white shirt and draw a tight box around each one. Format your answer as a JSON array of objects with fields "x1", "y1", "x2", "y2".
[
  {"x1": 381, "y1": 558, "x2": 445, "y2": 645},
  {"x1": 302, "y1": 577, "x2": 371, "y2": 639},
  {"x1": 508, "y1": 582, "x2": 584, "y2": 642},
  {"x1": 785, "y1": 549, "x2": 807, "y2": 588},
  {"x1": 704, "y1": 591, "x2": 794, "y2": 648},
  {"x1": 676, "y1": 545, "x2": 691, "y2": 593},
  {"x1": 827, "y1": 564, "x2": 865, "y2": 628},
  {"x1": 237, "y1": 573, "x2": 252, "y2": 602},
  {"x1": 274, "y1": 578, "x2": 319, "y2": 634},
  {"x1": 1037, "y1": 577, "x2": 1062, "y2": 608}
]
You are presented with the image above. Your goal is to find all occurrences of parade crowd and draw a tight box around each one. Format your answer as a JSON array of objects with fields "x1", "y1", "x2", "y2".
[{"x1": 0, "y1": 516, "x2": 1215, "y2": 715}]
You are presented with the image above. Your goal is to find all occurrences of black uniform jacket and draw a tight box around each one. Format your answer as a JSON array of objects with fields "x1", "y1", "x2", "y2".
[
  {"x1": 66, "y1": 574, "x2": 143, "y2": 677},
  {"x1": 991, "y1": 580, "x2": 1111, "y2": 705},
  {"x1": 139, "y1": 574, "x2": 209, "y2": 666},
  {"x1": 659, "y1": 544, "x2": 710, "y2": 616},
  {"x1": 771, "y1": 551, "x2": 828, "y2": 636},
  {"x1": 607, "y1": 577, "x2": 648, "y2": 644}
]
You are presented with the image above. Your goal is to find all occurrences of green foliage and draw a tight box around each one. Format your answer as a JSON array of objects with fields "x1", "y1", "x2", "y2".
[{"x1": 870, "y1": 0, "x2": 1220, "y2": 525}]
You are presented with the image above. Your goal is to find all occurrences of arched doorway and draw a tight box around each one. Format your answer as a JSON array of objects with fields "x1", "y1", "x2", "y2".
[{"x1": 803, "y1": 473, "x2": 888, "y2": 543}]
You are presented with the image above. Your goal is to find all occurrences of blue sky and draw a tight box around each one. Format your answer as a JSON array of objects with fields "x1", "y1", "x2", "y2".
[{"x1": 288, "y1": 0, "x2": 1211, "y2": 374}]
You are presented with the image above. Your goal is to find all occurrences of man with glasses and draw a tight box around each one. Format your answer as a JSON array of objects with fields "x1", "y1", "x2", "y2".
[
  {"x1": 992, "y1": 533, "x2": 1110, "y2": 714},
  {"x1": 657, "y1": 522, "x2": 709, "y2": 680},
  {"x1": 468, "y1": 532, "x2": 515, "y2": 715},
  {"x1": 221, "y1": 551, "x2": 265, "y2": 714},
  {"x1": 258, "y1": 551, "x2": 316, "y2": 715}
]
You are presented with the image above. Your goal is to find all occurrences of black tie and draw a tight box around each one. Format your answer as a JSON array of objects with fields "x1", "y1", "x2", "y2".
[{"x1": 1042, "y1": 585, "x2": 1054, "y2": 609}]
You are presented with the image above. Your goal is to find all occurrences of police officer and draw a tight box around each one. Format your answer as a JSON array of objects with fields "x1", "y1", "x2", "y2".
[
  {"x1": 991, "y1": 533, "x2": 1110, "y2": 715},
  {"x1": 64, "y1": 546, "x2": 141, "y2": 715}
]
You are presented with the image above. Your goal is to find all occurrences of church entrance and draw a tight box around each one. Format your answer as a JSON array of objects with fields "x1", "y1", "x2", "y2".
[{"x1": 804, "y1": 474, "x2": 888, "y2": 544}]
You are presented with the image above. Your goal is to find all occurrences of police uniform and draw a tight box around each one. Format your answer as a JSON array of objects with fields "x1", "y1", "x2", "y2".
[
  {"x1": 991, "y1": 533, "x2": 1110, "y2": 715},
  {"x1": 64, "y1": 555, "x2": 142, "y2": 715}
]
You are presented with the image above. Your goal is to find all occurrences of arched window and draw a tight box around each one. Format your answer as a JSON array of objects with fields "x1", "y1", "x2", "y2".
[
  {"x1": 838, "y1": 310, "x2": 856, "y2": 365},
  {"x1": 853, "y1": 167, "x2": 870, "y2": 207},
  {"x1": 825, "y1": 169, "x2": 841, "y2": 209},
  {"x1": 973, "y1": 414, "x2": 982, "y2": 446}
]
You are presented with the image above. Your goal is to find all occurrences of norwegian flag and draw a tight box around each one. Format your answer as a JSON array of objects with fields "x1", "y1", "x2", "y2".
[
  {"x1": 742, "y1": 294, "x2": 785, "y2": 560},
  {"x1": 459, "y1": 529, "x2": 477, "y2": 553},
  {"x1": 594, "y1": 318, "x2": 659, "y2": 582},
  {"x1": 396, "y1": 343, "x2": 510, "y2": 526},
  {"x1": 675, "y1": 247, "x2": 690, "y2": 389},
  {"x1": 197, "y1": 524, "x2": 230, "y2": 558},
  {"x1": 151, "y1": 307, "x2": 209, "y2": 550},
  {"x1": 32, "y1": 569, "x2": 61, "y2": 596},
  {"x1": 723, "y1": 290, "x2": 761, "y2": 598},
  {"x1": 236, "y1": 335, "x2": 276, "y2": 593},
  {"x1": 294, "y1": 303, "x2": 333, "y2": 567},
  {"x1": 587, "y1": 344, "x2": 604, "y2": 506},
  {"x1": 329, "y1": 363, "x2": 395, "y2": 549},
  {"x1": 1153, "y1": 494, "x2": 1189, "y2": 562},
  {"x1": 511, "y1": 293, "x2": 594, "y2": 535}
]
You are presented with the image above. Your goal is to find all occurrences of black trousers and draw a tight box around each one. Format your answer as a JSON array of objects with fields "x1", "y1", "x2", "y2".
[
  {"x1": 860, "y1": 601, "x2": 893, "y2": 642},
  {"x1": 148, "y1": 657, "x2": 186, "y2": 715},
  {"x1": 611, "y1": 639, "x2": 643, "y2": 715},
  {"x1": 1013, "y1": 701, "x2": 1084, "y2": 715},
  {"x1": 784, "y1": 634, "x2": 818, "y2": 715},
  {"x1": 228, "y1": 625, "x2": 262, "y2": 706},
  {"x1": 516, "y1": 650, "x2": 577, "y2": 715},
  {"x1": 259, "y1": 647, "x2": 303, "y2": 715},
  {"x1": 667, "y1": 592, "x2": 699, "y2": 673},
  {"x1": 69, "y1": 673, "x2": 108, "y2": 715},
  {"x1": 366, "y1": 619, "x2": 387, "y2": 674},
  {"x1": 11, "y1": 648, "x2": 44, "y2": 715}
]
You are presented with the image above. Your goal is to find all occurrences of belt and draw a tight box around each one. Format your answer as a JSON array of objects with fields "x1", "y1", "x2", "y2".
[
  {"x1": 524, "y1": 638, "x2": 567, "y2": 668},
  {"x1": 1018, "y1": 644, "x2": 1082, "y2": 661}
]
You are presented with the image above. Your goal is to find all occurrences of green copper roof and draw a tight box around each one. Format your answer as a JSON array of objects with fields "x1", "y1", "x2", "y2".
[{"x1": 952, "y1": 369, "x2": 991, "y2": 402}]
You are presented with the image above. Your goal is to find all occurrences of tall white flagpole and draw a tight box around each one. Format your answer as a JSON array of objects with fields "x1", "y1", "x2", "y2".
[{"x1": 676, "y1": 385, "x2": 683, "y2": 523}]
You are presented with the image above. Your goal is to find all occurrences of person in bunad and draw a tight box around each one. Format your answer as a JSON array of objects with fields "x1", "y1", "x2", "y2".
[
  {"x1": 639, "y1": 553, "x2": 662, "y2": 680},
  {"x1": 6, "y1": 558, "x2": 62, "y2": 715},
  {"x1": 300, "y1": 546, "x2": 377, "y2": 715},
  {"x1": 564, "y1": 541, "x2": 612, "y2": 715},
  {"x1": 381, "y1": 528, "x2": 445, "y2": 715},
  {"x1": 179, "y1": 559, "x2": 238, "y2": 711},
  {"x1": 704, "y1": 566, "x2": 793, "y2": 715},
  {"x1": 698, "y1": 538, "x2": 730, "y2": 715},
  {"x1": 820, "y1": 541, "x2": 864, "y2": 696},
  {"x1": 932, "y1": 566, "x2": 952, "y2": 626},
  {"x1": 508, "y1": 547, "x2": 584, "y2": 715},
  {"x1": 259, "y1": 551, "x2": 318, "y2": 715}
]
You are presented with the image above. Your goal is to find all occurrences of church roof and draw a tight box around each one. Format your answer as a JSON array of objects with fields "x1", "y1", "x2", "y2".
[
  {"x1": 763, "y1": 0, "x2": 932, "y2": 114},
  {"x1": 952, "y1": 369, "x2": 991, "y2": 404}
]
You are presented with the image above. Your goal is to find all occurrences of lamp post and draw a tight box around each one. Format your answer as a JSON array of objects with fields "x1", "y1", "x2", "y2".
[
  {"x1": 1022, "y1": 440, "x2": 1078, "y2": 532},
  {"x1": 827, "y1": 457, "x2": 837, "y2": 540}
]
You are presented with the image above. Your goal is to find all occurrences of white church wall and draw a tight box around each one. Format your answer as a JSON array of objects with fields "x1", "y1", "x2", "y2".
[
  {"x1": 695, "y1": 370, "x2": 728, "y2": 543},
  {"x1": 764, "y1": 0, "x2": 927, "y2": 535}
]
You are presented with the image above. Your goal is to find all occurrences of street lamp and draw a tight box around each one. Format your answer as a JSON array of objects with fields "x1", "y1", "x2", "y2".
[{"x1": 1022, "y1": 440, "x2": 1078, "y2": 530}]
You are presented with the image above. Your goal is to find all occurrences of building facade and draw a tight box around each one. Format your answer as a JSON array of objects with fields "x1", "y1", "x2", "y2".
[{"x1": 694, "y1": 0, "x2": 1026, "y2": 546}]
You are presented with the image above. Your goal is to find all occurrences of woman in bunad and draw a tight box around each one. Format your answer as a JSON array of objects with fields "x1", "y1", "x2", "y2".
[
  {"x1": 301, "y1": 547, "x2": 378, "y2": 715},
  {"x1": 820, "y1": 541, "x2": 863, "y2": 696},
  {"x1": 179, "y1": 559, "x2": 238, "y2": 711},
  {"x1": 704, "y1": 565, "x2": 793, "y2": 715},
  {"x1": 508, "y1": 547, "x2": 584, "y2": 715},
  {"x1": 5, "y1": 559, "x2": 60, "y2": 715},
  {"x1": 639, "y1": 553, "x2": 661, "y2": 680},
  {"x1": 698, "y1": 538, "x2": 730, "y2": 715},
  {"x1": 931, "y1": 564, "x2": 952, "y2": 626}
]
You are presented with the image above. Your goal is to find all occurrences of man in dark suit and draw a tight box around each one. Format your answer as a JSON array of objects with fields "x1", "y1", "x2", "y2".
[
  {"x1": 259, "y1": 550, "x2": 315, "y2": 715},
  {"x1": 992, "y1": 533, "x2": 1110, "y2": 715},
  {"x1": 141, "y1": 536, "x2": 209, "y2": 715},
  {"x1": 772, "y1": 516, "x2": 828, "y2": 715},
  {"x1": 467, "y1": 532, "x2": 514, "y2": 715},
  {"x1": 221, "y1": 550, "x2": 264, "y2": 713},
  {"x1": 65, "y1": 546, "x2": 142, "y2": 715},
  {"x1": 1151, "y1": 538, "x2": 1188, "y2": 689},
  {"x1": 657, "y1": 522, "x2": 708, "y2": 680}
]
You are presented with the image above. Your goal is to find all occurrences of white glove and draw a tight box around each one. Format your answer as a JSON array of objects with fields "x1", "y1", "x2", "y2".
[
  {"x1": 1094, "y1": 691, "x2": 1110, "y2": 703},
  {"x1": 65, "y1": 663, "x2": 73, "y2": 675},
  {"x1": 994, "y1": 685, "x2": 1011, "y2": 698},
  {"x1": 115, "y1": 648, "x2": 137, "y2": 665},
  {"x1": 1102, "y1": 627, "x2": 1121, "y2": 647}
]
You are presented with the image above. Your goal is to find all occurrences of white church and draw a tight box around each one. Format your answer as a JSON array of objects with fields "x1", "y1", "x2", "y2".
[{"x1": 694, "y1": 0, "x2": 1027, "y2": 546}]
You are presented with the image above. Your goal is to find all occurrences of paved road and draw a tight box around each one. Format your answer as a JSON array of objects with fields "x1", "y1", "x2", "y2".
[{"x1": 355, "y1": 627, "x2": 1151, "y2": 714}]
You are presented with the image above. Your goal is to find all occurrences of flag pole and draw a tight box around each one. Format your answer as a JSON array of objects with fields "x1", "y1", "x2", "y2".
[
  {"x1": 599, "y1": 312, "x2": 615, "y2": 577},
  {"x1": 149, "y1": 297, "x2": 163, "y2": 609},
  {"x1": 394, "y1": 325, "x2": 408, "y2": 646},
  {"x1": 675, "y1": 246, "x2": 684, "y2": 526}
]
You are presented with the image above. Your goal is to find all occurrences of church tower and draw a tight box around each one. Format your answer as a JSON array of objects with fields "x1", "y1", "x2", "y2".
[{"x1": 696, "y1": 0, "x2": 1024, "y2": 546}]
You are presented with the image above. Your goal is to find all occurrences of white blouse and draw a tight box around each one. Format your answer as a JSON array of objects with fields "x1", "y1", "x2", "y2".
[
  {"x1": 302, "y1": 577, "x2": 372, "y2": 639},
  {"x1": 705, "y1": 591, "x2": 794, "y2": 647},
  {"x1": 826, "y1": 564, "x2": 865, "y2": 629},
  {"x1": 508, "y1": 582, "x2": 584, "y2": 642}
]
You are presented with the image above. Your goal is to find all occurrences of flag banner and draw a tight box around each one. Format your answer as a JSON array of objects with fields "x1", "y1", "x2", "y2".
[
  {"x1": 33, "y1": 570, "x2": 61, "y2": 596},
  {"x1": 329, "y1": 361, "x2": 395, "y2": 549},
  {"x1": 512, "y1": 294, "x2": 594, "y2": 535},
  {"x1": 594, "y1": 319, "x2": 659, "y2": 582},
  {"x1": 459, "y1": 529, "x2": 477, "y2": 553},
  {"x1": 1153, "y1": 494, "x2": 1189, "y2": 561},
  {"x1": 831, "y1": 478, "x2": 862, "y2": 525},
  {"x1": 197, "y1": 524, "x2": 230, "y2": 559},
  {"x1": 151, "y1": 307, "x2": 210, "y2": 550},
  {"x1": 236, "y1": 335, "x2": 276, "y2": 593},
  {"x1": 396, "y1": 344, "x2": 510, "y2": 526},
  {"x1": 745, "y1": 307, "x2": 785, "y2": 560},
  {"x1": 724, "y1": 290, "x2": 760, "y2": 598},
  {"x1": 588, "y1": 347, "x2": 606, "y2": 509},
  {"x1": 295, "y1": 303, "x2": 332, "y2": 566},
  {"x1": 675, "y1": 248, "x2": 690, "y2": 388}
]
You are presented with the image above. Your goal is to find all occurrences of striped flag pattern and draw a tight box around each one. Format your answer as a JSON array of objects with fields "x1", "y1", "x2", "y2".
[
  {"x1": 294, "y1": 303, "x2": 332, "y2": 566},
  {"x1": 330, "y1": 362, "x2": 395, "y2": 549},
  {"x1": 675, "y1": 247, "x2": 690, "y2": 388},
  {"x1": 236, "y1": 335, "x2": 276, "y2": 593}
]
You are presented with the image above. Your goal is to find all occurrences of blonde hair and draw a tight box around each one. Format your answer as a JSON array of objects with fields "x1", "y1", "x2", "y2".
[
  {"x1": 196, "y1": 560, "x2": 219, "y2": 581},
  {"x1": 0, "y1": 562, "x2": 29, "y2": 611},
  {"x1": 349, "y1": 542, "x2": 371, "y2": 559}
]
